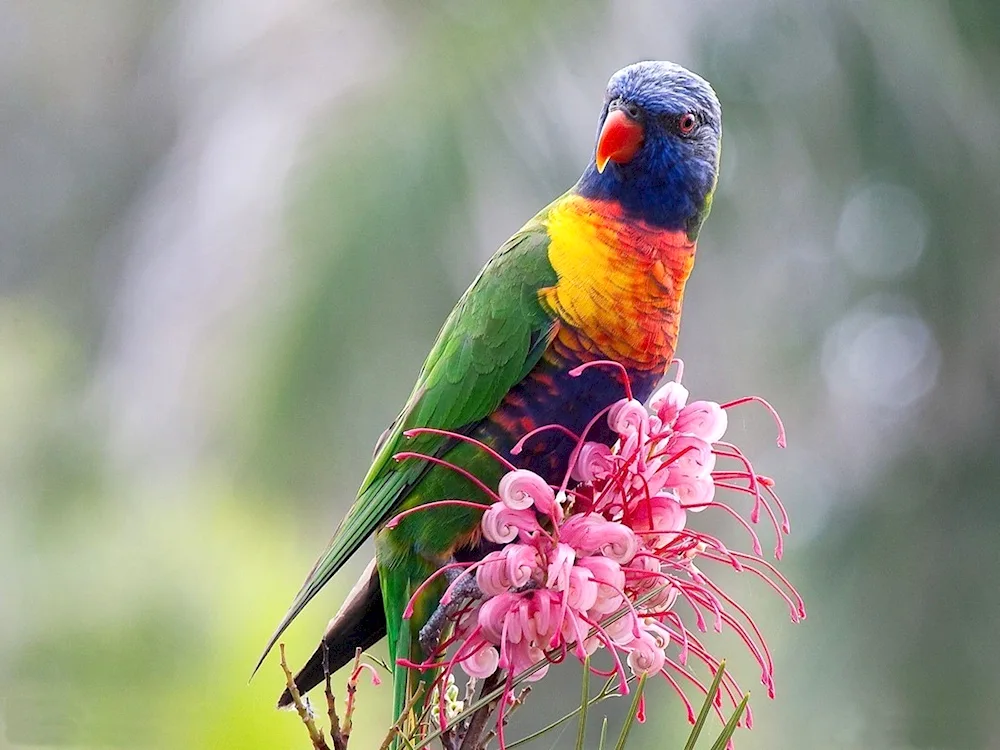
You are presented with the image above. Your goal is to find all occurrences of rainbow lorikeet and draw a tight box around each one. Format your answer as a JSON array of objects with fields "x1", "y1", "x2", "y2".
[{"x1": 260, "y1": 60, "x2": 723, "y2": 719}]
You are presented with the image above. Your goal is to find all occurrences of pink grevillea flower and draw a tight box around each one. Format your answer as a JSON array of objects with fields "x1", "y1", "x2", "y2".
[{"x1": 391, "y1": 361, "x2": 803, "y2": 748}]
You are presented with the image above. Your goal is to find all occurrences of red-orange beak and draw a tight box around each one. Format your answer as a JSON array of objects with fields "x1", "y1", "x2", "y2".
[{"x1": 595, "y1": 108, "x2": 644, "y2": 173}]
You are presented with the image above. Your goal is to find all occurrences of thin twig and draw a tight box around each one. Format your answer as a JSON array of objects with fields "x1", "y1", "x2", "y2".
[
  {"x1": 342, "y1": 648, "x2": 364, "y2": 739},
  {"x1": 463, "y1": 677, "x2": 478, "y2": 706},
  {"x1": 478, "y1": 685, "x2": 530, "y2": 747},
  {"x1": 322, "y1": 642, "x2": 346, "y2": 750},
  {"x1": 506, "y1": 686, "x2": 532, "y2": 719},
  {"x1": 279, "y1": 643, "x2": 331, "y2": 750},
  {"x1": 458, "y1": 671, "x2": 505, "y2": 750},
  {"x1": 480, "y1": 683, "x2": 524, "y2": 750}
]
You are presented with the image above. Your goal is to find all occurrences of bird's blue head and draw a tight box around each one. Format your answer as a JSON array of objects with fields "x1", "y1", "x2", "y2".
[{"x1": 576, "y1": 61, "x2": 723, "y2": 238}]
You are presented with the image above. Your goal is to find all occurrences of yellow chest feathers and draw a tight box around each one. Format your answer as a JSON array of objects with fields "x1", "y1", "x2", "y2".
[{"x1": 540, "y1": 194, "x2": 698, "y2": 368}]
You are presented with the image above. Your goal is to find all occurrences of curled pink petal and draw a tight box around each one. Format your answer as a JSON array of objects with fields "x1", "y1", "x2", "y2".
[
  {"x1": 478, "y1": 592, "x2": 520, "y2": 643},
  {"x1": 505, "y1": 544, "x2": 540, "y2": 589},
  {"x1": 600, "y1": 524, "x2": 639, "y2": 564},
  {"x1": 578, "y1": 556, "x2": 625, "y2": 615},
  {"x1": 572, "y1": 441, "x2": 614, "y2": 482},
  {"x1": 649, "y1": 380, "x2": 689, "y2": 424},
  {"x1": 529, "y1": 589, "x2": 560, "y2": 642},
  {"x1": 664, "y1": 435, "x2": 717, "y2": 478},
  {"x1": 566, "y1": 566, "x2": 599, "y2": 612},
  {"x1": 545, "y1": 543, "x2": 577, "y2": 592},
  {"x1": 643, "y1": 581, "x2": 679, "y2": 610},
  {"x1": 583, "y1": 634, "x2": 603, "y2": 656},
  {"x1": 626, "y1": 630, "x2": 667, "y2": 676},
  {"x1": 499, "y1": 469, "x2": 555, "y2": 512},
  {"x1": 631, "y1": 492, "x2": 686, "y2": 549},
  {"x1": 516, "y1": 644, "x2": 550, "y2": 681},
  {"x1": 560, "y1": 607, "x2": 591, "y2": 659},
  {"x1": 561, "y1": 514, "x2": 637, "y2": 563},
  {"x1": 476, "y1": 551, "x2": 513, "y2": 596},
  {"x1": 644, "y1": 620, "x2": 672, "y2": 651},
  {"x1": 668, "y1": 472, "x2": 716, "y2": 510},
  {"x1": 603, "y1": 612, "x2": 638, "y2": 646},
  {"x1": 504, "y1": 597, "x2": 530, "y2": 645},
  {"x1": 481, "y1": 503, "x2": 540, "y2": 543},
  {"x1": 461, "y1": 644, "x2": 500, "y2": 678},
  {"x1": 675, "y1": 400, "x2": 729, "y2": 443},
  {"x1": 608, "y1": 398, "x2": 649, "y2": 436},
  {"x1": 558, "y1": 513, "x2": 601, "y2": 554}
]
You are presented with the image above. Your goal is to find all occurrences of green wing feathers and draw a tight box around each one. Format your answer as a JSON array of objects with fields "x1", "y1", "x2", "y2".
[{"x1": 256, "y1": 221, "x2": 558, "y2": 672}]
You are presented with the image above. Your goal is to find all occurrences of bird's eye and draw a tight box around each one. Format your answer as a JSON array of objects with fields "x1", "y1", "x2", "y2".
[{"x1": 678, "y1": 113, "x2": 698, "y2": 135}]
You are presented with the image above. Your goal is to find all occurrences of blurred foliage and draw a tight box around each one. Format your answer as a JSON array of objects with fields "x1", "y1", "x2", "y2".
[{"x1": 1, "y1": 1, "x2": 998, "y2": 749}]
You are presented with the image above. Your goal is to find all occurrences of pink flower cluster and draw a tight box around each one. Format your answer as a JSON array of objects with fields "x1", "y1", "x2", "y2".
[{"x1": 394, "y1": 362, "x2": 803, "y2": 746}]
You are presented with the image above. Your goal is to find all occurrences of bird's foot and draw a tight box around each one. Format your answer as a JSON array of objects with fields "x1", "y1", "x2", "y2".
[{"x1": 419, "y1": 565, "x2": 483, "y2": 658}]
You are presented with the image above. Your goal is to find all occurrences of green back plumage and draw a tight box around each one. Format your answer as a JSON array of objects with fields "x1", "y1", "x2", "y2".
[{"x1": 256, "y1": 213, "x2": 559, "y2": 674}]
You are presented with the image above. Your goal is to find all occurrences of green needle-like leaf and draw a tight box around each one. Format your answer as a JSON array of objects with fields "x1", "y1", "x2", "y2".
[
  {"x1": 613, "y1": 673, "x2": 648, "y2": 750},
  {"x1": 683, "y1": 660, "x2": 728, "y2": 750},
  {"x1": 598, "y1": 717, "x2": 609, "y2": 750},
  {"x1": 507, "y1": 675, "x2": 630, "y2": 748},
  {"x1": 708, "y1": 694, "x2": 750, "y2": 750},
  {"x1": 575, "y1": 657, "x2": 592, "y2": 750}
]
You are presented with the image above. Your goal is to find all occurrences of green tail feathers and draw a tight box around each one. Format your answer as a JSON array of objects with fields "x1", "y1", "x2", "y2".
[{"x1": 380, "y1": 551, "x2": 449, "y2": 731}]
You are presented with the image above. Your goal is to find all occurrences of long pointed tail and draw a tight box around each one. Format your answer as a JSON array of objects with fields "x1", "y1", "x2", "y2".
[{"x1": 277, "y1": 558, "x2": 386, "y2": 709}]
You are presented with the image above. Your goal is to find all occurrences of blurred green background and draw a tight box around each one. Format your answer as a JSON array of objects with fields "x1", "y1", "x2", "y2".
[{"x1": 2, "y1": 1, "x2": 999, "y2": 748}]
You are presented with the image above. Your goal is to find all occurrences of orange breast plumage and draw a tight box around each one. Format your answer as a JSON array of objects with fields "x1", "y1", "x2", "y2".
[{"x1": 540, "y1": 193, "x2": 698, "y2": 372}]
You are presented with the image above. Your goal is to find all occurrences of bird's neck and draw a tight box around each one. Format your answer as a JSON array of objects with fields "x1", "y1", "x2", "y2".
[
  {"x1": 575, "y1": 162, "x2": 707, "y2": 237},
  {"x1": 541, "y1": 193, "x2": 697, "y2": 372}
]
